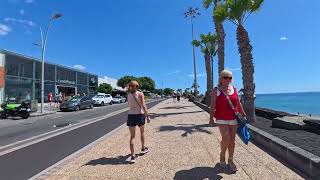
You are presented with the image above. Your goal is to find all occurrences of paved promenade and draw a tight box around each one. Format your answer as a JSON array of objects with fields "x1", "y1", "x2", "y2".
[{"x1": 43, "y1": 99, "x2": 303, "y2": 180}]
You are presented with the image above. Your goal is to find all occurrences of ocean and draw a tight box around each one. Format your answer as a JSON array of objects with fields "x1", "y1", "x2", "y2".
[{"x1": 255, "y1": 92, "x2": 320, "y2": 117}]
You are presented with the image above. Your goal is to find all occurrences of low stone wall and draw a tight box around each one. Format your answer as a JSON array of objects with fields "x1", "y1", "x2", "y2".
[
  {"x1": 255, "y1": 107, "x2": 296, "y2": 119},
  {"x1": 192, "y1": 100, "x2": 320, "y2": 179}
]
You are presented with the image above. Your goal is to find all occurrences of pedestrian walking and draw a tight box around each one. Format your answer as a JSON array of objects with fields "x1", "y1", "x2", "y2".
[
  {"x1": 172, "y1": 92, "x2": 176, "y2": 103},
  {"x1": 48, "y1": 92, "x2": 53, "y2": 107},
  {"x1": 127, "y1": 81, "x2": 150, "y2": 163},
  {"x1": 177, "y1": 91, "x2": 181, "y2": 102},
  {"x1": 210, "y1": 70, "x2": 247, "y2": 172}
]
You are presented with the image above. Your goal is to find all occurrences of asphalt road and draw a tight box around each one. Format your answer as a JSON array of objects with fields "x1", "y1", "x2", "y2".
[
  {"x1": 0, "y1": 99, "x2": 163, "y2": 180},
  {"x1": 0, "y1": 101, "x2": 149, "y2": 147}
]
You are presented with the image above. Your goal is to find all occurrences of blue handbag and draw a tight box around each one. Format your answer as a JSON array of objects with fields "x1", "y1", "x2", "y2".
[{"x1": 217, "y1": 87, "x2": 251, "y2": 145}]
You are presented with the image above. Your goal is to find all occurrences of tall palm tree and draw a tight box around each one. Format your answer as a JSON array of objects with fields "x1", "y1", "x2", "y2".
[
  {"x1": 192, "y1": 33, "x2": 218, "y2": 106},
  {"x1": 215, "y1": 0, "x2": 264, "y2": 122},
  {"x1": 203, "y1": 0, "x2": 225, "y2": 75}
]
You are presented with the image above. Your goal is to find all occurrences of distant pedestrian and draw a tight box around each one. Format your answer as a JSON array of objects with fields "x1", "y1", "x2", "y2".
[
  {"x1": 48, "y1": 92, "x2": 53, "y2": 106},
  {"x1": 210, "y1": 70, "x2": 246, "y2": 172},
  {"x1": 172, "y1": 92, "x2": 176, "y2": 103},
  {"x1": 177, "y1": 92, "x2": 181, "y2": 102},
  {"x1": 127, "y1": 80, "x2": 150, "y2": 163},
  {"x1": 55, "y1": 92, "x2": 62, "y2": 107}
]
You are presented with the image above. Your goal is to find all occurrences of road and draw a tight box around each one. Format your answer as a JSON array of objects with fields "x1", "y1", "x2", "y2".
[{"x1": 0, "y1": 99, "x2": 163, "y2": 180}]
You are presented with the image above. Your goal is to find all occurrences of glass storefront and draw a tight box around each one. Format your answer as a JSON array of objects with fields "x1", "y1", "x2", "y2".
[
  {"x1": 1, "y1": 50, "x2": 98, "y2": 103},
  {"x1": 5, "y1": 76, "x2": 32, "y2": 102}
]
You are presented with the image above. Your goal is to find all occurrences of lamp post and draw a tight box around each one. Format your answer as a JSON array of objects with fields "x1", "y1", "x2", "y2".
[
  {"x1": 185, "y1": 7, "x2": 200, "y2": 97},
  {"x1": 38, "y1": 12, "x2": 62, "y2": 113}
]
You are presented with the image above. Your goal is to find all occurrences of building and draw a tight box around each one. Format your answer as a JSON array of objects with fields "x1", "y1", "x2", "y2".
[{"x1": 0, "y1": 49, "x2": 98, "y2": 103}]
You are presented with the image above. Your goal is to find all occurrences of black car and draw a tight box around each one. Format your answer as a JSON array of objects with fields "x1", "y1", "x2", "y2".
[{"x1": 60, "y1": 96, "x2": 94, "y2": 111}]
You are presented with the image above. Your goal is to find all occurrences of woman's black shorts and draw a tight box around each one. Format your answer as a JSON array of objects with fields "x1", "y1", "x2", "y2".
[{"x1": 127, "y1": 114, "x2": 145, "y2": 127}]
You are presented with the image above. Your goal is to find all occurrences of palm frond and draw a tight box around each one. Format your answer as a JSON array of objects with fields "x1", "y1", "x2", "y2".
[
  {"x1": 214, "y1": 3, "x2": 229, "y2": 23},
  {"x1": 192, "y1": 40, "x2": 201, "y2": 47},
  {"x1": 203, "y1": 0, "x2": 213, "y2": 9}
]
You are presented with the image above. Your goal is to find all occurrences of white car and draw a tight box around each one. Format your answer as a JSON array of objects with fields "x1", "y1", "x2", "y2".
[
  {"x1": 92, "y1": 94, "x2": 113, "y2": 106},
  {"x1": 113, "y1": 95, "x2": 126, "y2": 104}
]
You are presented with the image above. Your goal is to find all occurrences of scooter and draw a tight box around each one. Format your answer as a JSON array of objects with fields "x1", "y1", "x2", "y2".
[{"x1": 0, "y1": 98, "x2": 31, "y2": 119}]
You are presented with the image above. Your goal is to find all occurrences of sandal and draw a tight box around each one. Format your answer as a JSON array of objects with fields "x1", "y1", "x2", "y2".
[{"x1": 228, "y1": 159, "x2": 238, "y2": 172}]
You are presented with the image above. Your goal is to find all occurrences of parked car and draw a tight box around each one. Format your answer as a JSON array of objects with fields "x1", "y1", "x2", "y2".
[
  {"x1": 92, "y1": 93, "x2": 113, "y2": 106},
  {"x1": 60, "y1": 96, "x2": 94, "y2": 111},
  {"x1": 113, "y1": 95, "x2": 126, "y2": 104}
]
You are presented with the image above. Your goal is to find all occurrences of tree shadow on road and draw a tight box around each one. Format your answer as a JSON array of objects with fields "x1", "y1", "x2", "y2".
[
  {"x1": 174, "y1": 164, "x2": 235, "y2": 180},
  {"x1": 83, "y1": 155, "x2": 131, "y2": 166},
  {"x1": 158, "y1": 123, "x2": 216, "y2": 137},
  {"x1": 149, "y1": 111, "x2": 203, "y2": 119}
]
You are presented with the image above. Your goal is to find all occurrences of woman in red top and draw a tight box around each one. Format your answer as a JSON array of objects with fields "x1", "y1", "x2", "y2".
[{"x1": 210, "y1": 70, "x2": 246, "y2": 172}]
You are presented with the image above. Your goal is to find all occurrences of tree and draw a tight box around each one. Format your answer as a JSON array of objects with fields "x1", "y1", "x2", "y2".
[
  {"x1": 138, "y1": 77, "x2": 155, "y2": 91},
  {"x1": 117, "y1": 76, "x2": 138, "y2": 89},
  {"x1": 153, "y1": 89, "x2": 162, "y2": 95},
  {"x1": 163, "y1": 88, "x2": 174, "y2": 96},
  {"x1": 98, "y1": 83, "x2": 113, "y2": 94},
  {"x1": 203, "y1": 0, "x2": 226, "y2": 75},
  {"x1": 215, "y1": 0, "x2": 264, "y2": 121},
  {"x1": 193, "y1": 32, "x2": 218, "y2": 106}
]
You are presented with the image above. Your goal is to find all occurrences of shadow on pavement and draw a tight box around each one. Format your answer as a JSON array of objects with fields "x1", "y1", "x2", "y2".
[
  {"x1": 149, "y1": 111, "x2": 203, "y2": 119},
  {"x1": 158, "y1": 123, "x2": 214, "y2": 137},
  {"x1": 83, "y1": 155, "x2": 131, "y2": 166},
  {"x1": 159, "y1": 105, "x2": 195, "y2": 110},
  {"x1": 174, "y1": 164, "x2": 235, "y2": 180}
]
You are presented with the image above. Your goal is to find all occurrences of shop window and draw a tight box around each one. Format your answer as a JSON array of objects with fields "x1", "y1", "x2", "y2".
[
  {"x1": 6, "y1": 54, "x2": 33, "y2": 78},
  {"x1": 77, "y1": 72, "x2": 88, "y2": 85}
]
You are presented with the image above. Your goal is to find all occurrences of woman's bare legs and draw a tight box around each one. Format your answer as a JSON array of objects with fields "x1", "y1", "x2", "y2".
[
  {"x1": 218, "y1": 125, "x2": 230, "y2": 165},
  {"x1": 139, "y1": 125, "x2": 145, "y2": 149},
  {"x1": 227, "y1": 125, "x2": 238, "y2": 171},
  {"x1": 129, "y1": 126, "x2": 136, "y2": 156}
]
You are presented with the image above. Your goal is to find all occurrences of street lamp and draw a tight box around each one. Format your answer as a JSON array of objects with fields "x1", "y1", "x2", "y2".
[
  {"x1": 37, "y1": 12, "x2": 62, "y2": 113},
  {"x1": 185, "y1": 7, "x2": 200, "y2": 97}
]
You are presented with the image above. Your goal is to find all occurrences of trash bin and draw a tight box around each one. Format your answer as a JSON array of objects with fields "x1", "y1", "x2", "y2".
[{"x1": 31, "y1": 100, "x2": 38, "y2": 112}]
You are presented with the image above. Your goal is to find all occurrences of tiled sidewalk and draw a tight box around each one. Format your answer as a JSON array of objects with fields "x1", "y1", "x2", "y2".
[{"x1": 44, "y1": 99, "x2": 303, "y2": 180}]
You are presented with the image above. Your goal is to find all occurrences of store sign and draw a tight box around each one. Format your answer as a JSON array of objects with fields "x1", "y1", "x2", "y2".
[
  {"x1": 58, "y1": 79, "x2": 76, "y2": 85},
  {"x1": 90, "y1": 77, "x2": 97, "y2": 84}
]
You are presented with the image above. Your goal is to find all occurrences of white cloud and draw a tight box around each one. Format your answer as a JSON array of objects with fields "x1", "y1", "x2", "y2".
[
  {"x1": 19, "y1": 9, "x2": 25, "y2": 15},
  {"x1": 187, "y1": 73, "x2": 205, "y2": 77},
  {"x1": 226, "y1": 67, "x2": 241, "y2": 71},
  {"x1": 167, "y1": 70, "x2": 181, "y2": 75},
  {"x1": 0, "y1": 24, "x2": 11, "y2": 36},
  {"x1": 4, "y1": 17, "x2": 36, "y2": 27},
  {"x1": 25, "y1": 0, "x2": 34, "y2": 3},
  {"x1": 280, "y1": 37, "x2": 288, "y2": 41},
  {"x1": 73, "y1": 65, "x2": 86, "y2": 71}
]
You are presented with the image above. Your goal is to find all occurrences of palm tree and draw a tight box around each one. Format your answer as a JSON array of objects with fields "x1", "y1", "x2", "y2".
[
  {"x1": 192, "y1": 33, "x2": 218, "y2": 106},
  {"x1": 214, "y1": 0, "x2": 264, "y2": 122},
  {"x1": 203, "y1": 0, "x2": 226, "y2": 75}
]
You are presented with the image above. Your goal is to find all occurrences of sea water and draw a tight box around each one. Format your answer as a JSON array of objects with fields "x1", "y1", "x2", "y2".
[{"x1": 255, "y1": 92, "x2": 320, "y2": 117}]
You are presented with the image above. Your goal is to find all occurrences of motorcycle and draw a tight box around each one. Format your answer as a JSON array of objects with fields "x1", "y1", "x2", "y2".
[{"x1": 0, "y1": 98, "x2": 31, "y2": 119}]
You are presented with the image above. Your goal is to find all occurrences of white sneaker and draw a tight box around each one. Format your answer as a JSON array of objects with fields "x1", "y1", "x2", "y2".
[
  {"x1": 130, "y1": 156, "x2": 136, "y2": 163},
  {"x1": 141, "y1": 147, "x2": 149, "y2": 154}
]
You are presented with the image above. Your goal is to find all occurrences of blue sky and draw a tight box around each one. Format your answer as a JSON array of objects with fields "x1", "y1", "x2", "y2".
[{"x1": 1, "y1": 0, "x2": 320, "y2": 94}]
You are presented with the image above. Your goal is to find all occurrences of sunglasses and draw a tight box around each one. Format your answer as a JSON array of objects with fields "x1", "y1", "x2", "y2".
[{"x1": 223, "y1": 76, "x2": 232, "y2": 80}]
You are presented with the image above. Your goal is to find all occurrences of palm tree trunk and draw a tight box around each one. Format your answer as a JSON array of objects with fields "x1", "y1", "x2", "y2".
[
  {"x1": 236, "y1": 24, "x2": 256, "y2": 122},
  {"x1": 204, "y1": 52, "x2": 212, "y2": 106},
  {"x1": 213, "y1": 2, "x2": 225, "y2": 75}
]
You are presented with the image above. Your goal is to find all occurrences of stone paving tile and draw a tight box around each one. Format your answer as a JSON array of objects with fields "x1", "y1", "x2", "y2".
[{"x1": 45, "y1": 99, "x2": 303, "y2": 180}]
